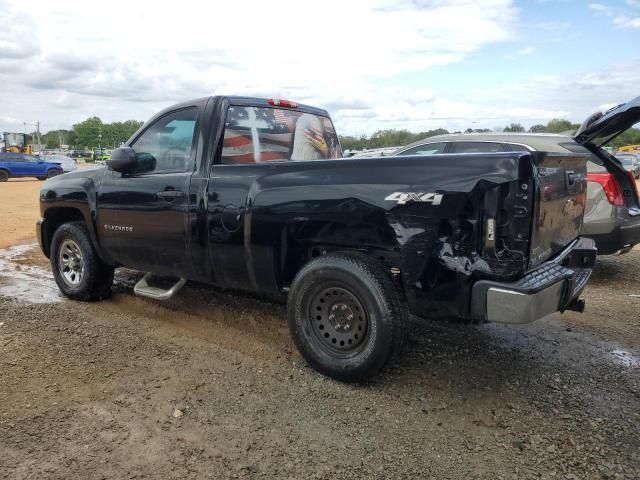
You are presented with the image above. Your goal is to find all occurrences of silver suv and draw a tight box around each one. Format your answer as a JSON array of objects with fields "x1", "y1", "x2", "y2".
[{"x1": 394, "y1": 131, "x2": 640, "y2": 255}]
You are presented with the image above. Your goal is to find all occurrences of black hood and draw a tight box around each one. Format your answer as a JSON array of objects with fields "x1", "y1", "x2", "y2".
[{"x1": 574, "y1": 96, "x2": 640, "y2": 147}]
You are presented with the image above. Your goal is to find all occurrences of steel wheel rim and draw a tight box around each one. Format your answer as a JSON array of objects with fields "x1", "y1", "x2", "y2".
[
  {"x1": 309, "y1": 285, "x2": 369, "y2": 355},
  {"x1": 58, "y1": 239, "x2": 84, "y2": 286}
]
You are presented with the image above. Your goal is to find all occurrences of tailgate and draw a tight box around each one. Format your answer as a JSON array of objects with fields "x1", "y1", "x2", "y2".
[{"x1": 529, "y1": 152, "x2": 589, "y2": 268}]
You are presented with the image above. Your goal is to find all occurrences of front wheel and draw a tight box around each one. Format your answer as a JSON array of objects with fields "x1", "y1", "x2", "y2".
[
  {"x1": 287, "y1": 253, "x2": 406, "y2": 383},
  {"x1": 47, "y1": 169, "x2": 60, "y2": 179},
  {"x1": 50, "y1": 222, "x2": 114, "y2": 301}
]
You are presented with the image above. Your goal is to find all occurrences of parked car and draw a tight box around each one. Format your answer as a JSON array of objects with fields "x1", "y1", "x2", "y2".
[
  {"x1": 615, "y1": 153, "x2": 640, "y2": 179},
  {"x1": 0, "y1": 152, "x2": 63, "y2": 181},
  {"x1": 40, "y1": 154, "x2": 77, "y2": 173},
  {"x1": 92, "y1": 149, "x2": 112, "y2": 162},
  {"x1": 393, "y1": 115, "x2": 640, "y2": 256},
  {"x1": 37, "y1": 95, "x2": 620, "y2": 382}
]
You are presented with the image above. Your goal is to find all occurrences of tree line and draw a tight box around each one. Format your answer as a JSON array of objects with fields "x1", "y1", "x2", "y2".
[
  {"x1": 36, "y1": 117, "x2": 144, "y2": 150},
  {"x1": 339, "y1": 118, "x2": 640, "y2": 151},
  {"x1": 34, "y1": 115, "x2": 640, "y2": 152}
]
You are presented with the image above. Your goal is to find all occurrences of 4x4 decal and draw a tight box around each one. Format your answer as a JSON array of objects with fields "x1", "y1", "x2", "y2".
[{"x1": 384, "y1": 192, "x2": 443, "y2": 205}]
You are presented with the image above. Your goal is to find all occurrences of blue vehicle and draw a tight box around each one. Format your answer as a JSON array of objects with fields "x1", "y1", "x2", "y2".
[{"x1": 0, "y1": 152, "x2": 63, "y2": 182}]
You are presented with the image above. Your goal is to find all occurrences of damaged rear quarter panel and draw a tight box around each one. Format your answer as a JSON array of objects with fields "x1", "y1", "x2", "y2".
[{"x1": 248, "y1": 154, "x2": 529, "y2": 319}]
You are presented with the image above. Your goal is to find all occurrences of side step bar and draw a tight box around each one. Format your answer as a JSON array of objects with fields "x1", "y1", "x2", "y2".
[{"x1": 133, "y1": 273, "x2": 187, "y2": 301}]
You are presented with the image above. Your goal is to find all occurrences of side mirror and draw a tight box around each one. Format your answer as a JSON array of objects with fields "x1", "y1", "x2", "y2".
[{"x1": 106, "y1": 147, "x2": 137, "y2": 172}]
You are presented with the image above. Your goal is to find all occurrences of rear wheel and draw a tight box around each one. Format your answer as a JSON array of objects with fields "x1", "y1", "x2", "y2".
[
  {"x1": 287, "y1": 253, "x2": 406, "y2": 382},
  {"x1": 0, "y1": 170, "x2": 8, "y2": 182},
  {"x1": 50, "y1": 222, "x2": 114, "y2": 301}
]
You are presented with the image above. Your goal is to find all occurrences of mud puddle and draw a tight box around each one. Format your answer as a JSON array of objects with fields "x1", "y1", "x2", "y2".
[{"x1": 0, "y1": 244, "x2": 62, "y2": 303}]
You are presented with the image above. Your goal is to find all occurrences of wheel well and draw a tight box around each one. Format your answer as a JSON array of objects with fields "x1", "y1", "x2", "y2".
[
  {"x1": 281, "y1": 245, "x2": 403, "y2": 291},
  {"x1": 42, "y1": 208, "x2": 85, "y2": 257}
]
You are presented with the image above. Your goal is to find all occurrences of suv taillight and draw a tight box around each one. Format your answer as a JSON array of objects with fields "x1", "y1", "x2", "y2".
[{"x1": 586, "y1": 172, "x2": 624, "y2": 206}]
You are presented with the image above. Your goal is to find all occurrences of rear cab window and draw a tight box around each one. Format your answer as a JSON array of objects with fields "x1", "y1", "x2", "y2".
[{"x1": 221, "y1": 106, "x2": 341, "y2": 164}]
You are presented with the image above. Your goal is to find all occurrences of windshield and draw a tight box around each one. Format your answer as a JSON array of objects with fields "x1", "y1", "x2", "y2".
[{"x1": 3, "y1": 133, "x2": 26, "y2": 148}]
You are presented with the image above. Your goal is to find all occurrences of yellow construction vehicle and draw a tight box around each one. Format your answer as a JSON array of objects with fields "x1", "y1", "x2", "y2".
[
  {"x1": 617, "y1": 144, "x2": 640, "y2": 154},
  {"x1": 2, "y1": 132, "x2": 32, "y2": 154}
]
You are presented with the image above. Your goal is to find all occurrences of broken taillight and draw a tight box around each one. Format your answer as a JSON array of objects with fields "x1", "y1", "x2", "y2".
[{"x1": 586, "y1": 172, "x2": 624, "y2": 206}]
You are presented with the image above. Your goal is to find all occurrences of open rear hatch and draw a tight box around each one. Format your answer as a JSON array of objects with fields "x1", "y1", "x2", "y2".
[{"x1": 574, "y1": 96, "x2": 640, "y2": 212}]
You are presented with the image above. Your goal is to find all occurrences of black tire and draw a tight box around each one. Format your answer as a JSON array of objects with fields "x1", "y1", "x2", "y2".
[
  {"x1": 0, "y1": 169, "x2": 8, "y2": 182},
  {"x1": 287, "y1": 253, "x2": 406, "y2": 383},
  {"x1": 47, "y1": 169, "x2": 60, "y2": 179},
  {"x1": 37, "y1": 176, "x2": 46, "y2": 181},
  {"x1": 50, "y1": 222, "x2": 114, "y2": 301}
]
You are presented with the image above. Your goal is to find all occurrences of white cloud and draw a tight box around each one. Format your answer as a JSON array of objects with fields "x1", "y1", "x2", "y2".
[
  {"x1": 504, "y1": 46, "x2": 537, "y2": 60},
  {"x1": 0, "y1": 0, "x2": 637, "y2": 139},
  {"x1": 613, "y1": 16, "x2": 640, "y2": 27},
  {"x1": 0, "y1": 0, "x2": 517, "y2": 134},
  {"x1": 589, "y1": 3, "x2": 610, "y2": 13},
  {"x1": 516, "y1": 46, "x2": 536, "y2": 55},
  {"x1": 590, "y1": 1, "x2": 640, "y2": 28}
]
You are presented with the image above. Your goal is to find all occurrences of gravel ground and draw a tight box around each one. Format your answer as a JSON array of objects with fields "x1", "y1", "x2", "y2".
[{"x1": 0, "y1": 245, "x2": 639, "y2": 480}]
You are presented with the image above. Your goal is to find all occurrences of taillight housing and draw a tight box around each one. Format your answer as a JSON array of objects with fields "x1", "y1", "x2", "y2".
[
  {"x1": 586, "y1": 172, "x2": 624, "y2": 206},
  {"x1": 268, "y1": 99, "x2": 299, "y2": 108}
]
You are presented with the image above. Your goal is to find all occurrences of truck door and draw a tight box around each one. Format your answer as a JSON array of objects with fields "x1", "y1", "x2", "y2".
[{"x1": 96, "y1": 107, "x2": 199, "y2": 276}]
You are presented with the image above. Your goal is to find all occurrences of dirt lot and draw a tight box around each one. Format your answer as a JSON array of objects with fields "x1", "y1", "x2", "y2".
[
  {"x1": 1, "y1": 180, "x2": 639, "y2": 480},
  {"x1": 0, "y1": 179, "x2": 43, "y2": 249}
]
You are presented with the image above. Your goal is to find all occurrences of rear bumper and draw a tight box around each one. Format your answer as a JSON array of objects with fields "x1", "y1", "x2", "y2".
[
  {"x1": 584, "y1": 220, "x2": 640, "y2": 255},
  {"x1": 470, "y1": 237, "x2": 597, "y2": 324}
]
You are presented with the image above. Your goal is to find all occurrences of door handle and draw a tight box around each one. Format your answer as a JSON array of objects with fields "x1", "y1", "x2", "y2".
[{"x1": 157, "y1": 190, "x2": 184, "y2": 200}]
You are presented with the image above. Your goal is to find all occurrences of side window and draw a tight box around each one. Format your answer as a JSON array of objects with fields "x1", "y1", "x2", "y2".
[
  {"x1": 451, "y1": 142, "x2": 506, "y2": 153},
  {"x1": 398, "y1": 142, "x2": 447, "y2": 155},
  {"x1": 220, "y1": 106, "x2": 341, "y2": 165},
  {"x1": 24, "y1": 155, "x2": 38, "y2": 162},
  {"x1": 131, "y1": 108, "x2": 197, "y2": 173},
  {"x1": 12, "y1": 154, "x2": 25, "y2": 162},
  {"x1": 505, "y1": 143, "x2": 532, "y2": 152}
]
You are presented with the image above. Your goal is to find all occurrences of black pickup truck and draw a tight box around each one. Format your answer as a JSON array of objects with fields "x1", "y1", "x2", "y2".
[{"x1": 38, "y1": 95, "x2": 629, "y2": 382}]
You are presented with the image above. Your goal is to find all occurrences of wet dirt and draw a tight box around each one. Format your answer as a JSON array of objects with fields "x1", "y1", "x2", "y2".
[
  {"x1": 0, "y1": 243, "x2": 638, "y2": 480},
  {"x1": 0, "y1": 244, "x2": 62, "y2": 303}
]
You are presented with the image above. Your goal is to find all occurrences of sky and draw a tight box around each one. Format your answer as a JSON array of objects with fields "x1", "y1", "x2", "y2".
[{"x1": 1, "y1": 0, "x2": 639, "y2": 137}]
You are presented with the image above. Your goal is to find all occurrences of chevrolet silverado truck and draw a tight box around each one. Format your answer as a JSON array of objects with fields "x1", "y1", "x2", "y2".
[{"x1": 38, "y1": 95, "x2": 624, "y2": 382}]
